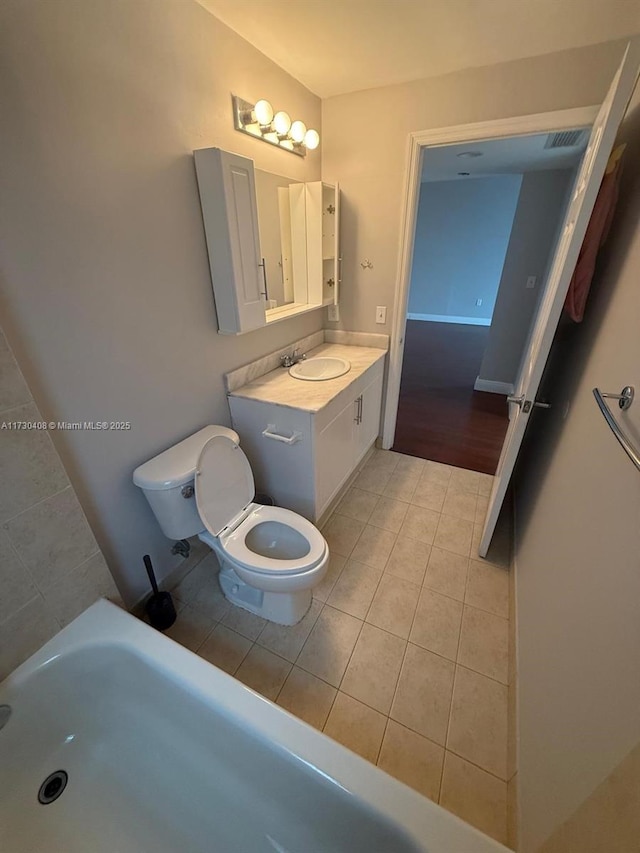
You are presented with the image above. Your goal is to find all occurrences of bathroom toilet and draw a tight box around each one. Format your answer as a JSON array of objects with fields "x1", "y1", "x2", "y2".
[{"x1": 133, "y1": 426, "x2": 329, "y2": 625}]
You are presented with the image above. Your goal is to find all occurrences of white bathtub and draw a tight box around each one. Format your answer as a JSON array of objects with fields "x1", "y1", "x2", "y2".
[{"x1": 0, "y1": 600, "x2": 507, "y2": 852}]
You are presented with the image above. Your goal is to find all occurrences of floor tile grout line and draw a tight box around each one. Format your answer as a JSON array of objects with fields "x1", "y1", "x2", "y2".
[
  {"x1": 455, "y1": 660, "x2": 510, "y2": 688},
  {"x1": 444, "y1": 744, "x2": 511, "y2": 784},
  {"x1": 373, "y1": 715, "x2": 391, "y2": 767},
  {"x1": 442, "y1": 551, "x2": 470, "y2": 755},
  {"x1": 435, "y1": 746, "x2": 447, "y2": 805},
  {"x1": 193, "y1": 618, "x2": 220, "y2": 655}
]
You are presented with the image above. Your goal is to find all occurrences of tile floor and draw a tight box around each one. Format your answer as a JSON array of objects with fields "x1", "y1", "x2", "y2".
[{"x1": 164, "y1": 450, "x2": 512, "y2": 847}]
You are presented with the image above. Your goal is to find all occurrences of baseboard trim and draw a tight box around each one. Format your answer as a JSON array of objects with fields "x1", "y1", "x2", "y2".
[
  {"x1": 474, "y1": 376, "x2": 515, "y2": 395},
  {"x1": 407, "y1": 313, "x2": 492, "y2": 326}
]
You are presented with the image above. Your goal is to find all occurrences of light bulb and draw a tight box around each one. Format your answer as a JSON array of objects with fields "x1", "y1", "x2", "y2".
[
  {"x1": 273, "y1": 111, "x2": 291, "y2": 135},
  {"x1": 290, "y1": 120, "x2": 307, "y2": 144},
  {"x1": 253, "y1": 99, "x2": 273, "y2": 126},
  {"x1": 304, "y1": 129, "x2": 320, "y2": 150}
]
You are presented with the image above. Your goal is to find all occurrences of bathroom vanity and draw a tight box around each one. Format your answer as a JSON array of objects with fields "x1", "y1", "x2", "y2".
[{"x1": 228, "y1": 342, "x2": 385, "y2": 523}]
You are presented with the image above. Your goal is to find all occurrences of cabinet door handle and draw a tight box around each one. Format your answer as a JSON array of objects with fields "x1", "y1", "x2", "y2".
[
  {"x1": 262, "y1": 424, "x2": 303, "y2": 445},
  {"x1": 258, "y1": 258, "x2": 269, "y2": 300},
  {"x1": 359, "y1": 394, "x2": 363, "y2": 424},
  {"x1": 354, "y1": 395, "x2": 363, "y2": 424}
]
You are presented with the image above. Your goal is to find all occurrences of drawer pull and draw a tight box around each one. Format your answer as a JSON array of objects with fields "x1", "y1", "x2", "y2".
[{"x1": 262, "y1": 425, "x2": 303, "y2": 445}]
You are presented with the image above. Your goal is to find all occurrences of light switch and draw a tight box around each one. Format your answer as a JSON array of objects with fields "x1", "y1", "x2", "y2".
[
  {"x1": 526, "y1": 276, "x2": 537, "y2": 289},
  {"x1": 327, "y1": 304, "x2": 339, "y2": 322},
  {"x1": 376, "y1": 306, "x2": 387, "y2": 324},
  {"x1": 476, "y1": 298, "x2": 483, "y2": 307}
]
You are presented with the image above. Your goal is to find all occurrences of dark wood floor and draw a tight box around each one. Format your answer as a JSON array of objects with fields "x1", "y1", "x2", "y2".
[{"x1": 393, "y1": 321, "x2": 509, "y2": 475}]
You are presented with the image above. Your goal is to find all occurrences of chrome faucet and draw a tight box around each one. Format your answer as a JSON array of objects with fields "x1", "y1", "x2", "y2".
[{"x1": 280, "y1": 347, "x2": 307, "y2": 368}]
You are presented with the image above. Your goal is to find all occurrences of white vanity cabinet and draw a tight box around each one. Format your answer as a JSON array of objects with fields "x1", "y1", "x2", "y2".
[
  {"x1": 194, "y1": 147, "x2": 266, "y2": 335},
  {"x1": 228, "y1": 358, "x2": 384, "y2": 523}
]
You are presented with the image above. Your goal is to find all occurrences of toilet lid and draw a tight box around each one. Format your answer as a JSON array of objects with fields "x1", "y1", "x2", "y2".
[{"x1": 195, "y1": 436, "x2": 254, "y2": 536}]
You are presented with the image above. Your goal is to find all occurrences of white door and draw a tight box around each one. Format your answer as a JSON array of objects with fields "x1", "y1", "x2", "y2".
[{"x1": 480, "y1": 40, "x2": 640, "y2": 557}]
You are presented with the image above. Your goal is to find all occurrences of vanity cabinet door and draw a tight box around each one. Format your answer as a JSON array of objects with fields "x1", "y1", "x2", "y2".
[
  {"x1": 354, "y1": 372, "x2": 384, "y2": 464},
  {"x1": 315, "y1": 399, "x2": 356, "y2": 517},
  {"x1": 194, "y1": 147, "x2": 266, "y2": 335}
]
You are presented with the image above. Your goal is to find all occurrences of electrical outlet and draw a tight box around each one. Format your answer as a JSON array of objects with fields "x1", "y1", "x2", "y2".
[
  {"x1": 476, "y1": 298, "x2": 483, "y2": 307},
  {"x1": 327, "y1": 304, "x2": 339, "y2": 322},
  {"x1": 526, "y1": 276, "x2": 537, "y2": 289},
  {"x1": 376, "y1": 306, "x2": 387, "y2": 324}
]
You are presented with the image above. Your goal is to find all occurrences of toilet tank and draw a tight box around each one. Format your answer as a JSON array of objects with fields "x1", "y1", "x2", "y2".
[{"x1": 133, "y1": 425, "x2": 239, "y2": 540}]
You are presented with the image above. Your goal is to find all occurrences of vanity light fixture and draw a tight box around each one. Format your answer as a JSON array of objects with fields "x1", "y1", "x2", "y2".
[{"x1": 232, "y1": 95, "x2": 320, "y2": 157}]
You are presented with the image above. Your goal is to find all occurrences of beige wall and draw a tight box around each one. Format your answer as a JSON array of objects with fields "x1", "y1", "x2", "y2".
[
  {"x1": 0, "y1": 323, "x2": 121, "y2": 678},
  {"x1": 538, "y1": 740, "x2": 640, "y2": 853},
  {"x1": 513, "y1": 91, "x2": 640, "y2": 851},
  {"x1": 322, "y1": 39, "x2": 628, "y2": 336},
  {"x1": 0, "y1": 0, "x2": 322, "y2": 605},
  {"x1": 479, "y1": 168, "x2": 575, "y2": 387}
]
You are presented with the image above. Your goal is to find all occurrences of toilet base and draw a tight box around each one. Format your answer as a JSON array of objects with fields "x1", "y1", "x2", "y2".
[{"x1": 218, "y1": 565, "x2": 312, "y2": 626}]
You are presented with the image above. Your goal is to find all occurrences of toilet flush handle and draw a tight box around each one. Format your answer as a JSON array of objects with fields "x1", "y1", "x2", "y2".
[{"x1": 181, "y1": 485, "x2": 194, "y2": 498}]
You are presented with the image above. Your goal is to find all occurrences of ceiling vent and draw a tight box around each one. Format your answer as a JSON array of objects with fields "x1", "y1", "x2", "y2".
[{"x1": 544, "y1": 129, "x2": 586, "y2": 150}]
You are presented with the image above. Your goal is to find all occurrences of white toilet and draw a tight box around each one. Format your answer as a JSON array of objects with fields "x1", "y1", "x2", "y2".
[{"x1": 133, "y1": 425, "x2": 329, "y2": 625}]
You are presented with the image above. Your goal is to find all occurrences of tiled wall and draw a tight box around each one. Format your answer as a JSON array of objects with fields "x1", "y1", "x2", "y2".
[{"x1": 0, "y1": 325, "x2": 121, "y2": 679}]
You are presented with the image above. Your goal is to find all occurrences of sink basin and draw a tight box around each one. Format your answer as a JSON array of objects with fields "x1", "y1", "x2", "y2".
[{"x1": 289, "y1": 357, "x2": 351, "y2": 381}]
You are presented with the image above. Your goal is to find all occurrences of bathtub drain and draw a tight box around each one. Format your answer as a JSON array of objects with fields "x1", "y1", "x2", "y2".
[{"x1": 38, "y1": 770, "x2": 68, "y2": 804}]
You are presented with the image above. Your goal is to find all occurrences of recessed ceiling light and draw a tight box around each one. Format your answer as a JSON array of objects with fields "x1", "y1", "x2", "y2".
[{"x1": 456, "y1": 151, "x2": 483, "y2": 159}]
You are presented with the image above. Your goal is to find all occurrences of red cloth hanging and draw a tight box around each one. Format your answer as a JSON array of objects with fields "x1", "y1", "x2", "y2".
[{"x1": 563, "y1": 149, "x2": 624, "y2": 322}]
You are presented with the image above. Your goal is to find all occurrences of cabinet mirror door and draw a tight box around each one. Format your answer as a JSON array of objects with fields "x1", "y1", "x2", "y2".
[{"x1": 254, "y1": 169, "x2": 308, "y2": 318}]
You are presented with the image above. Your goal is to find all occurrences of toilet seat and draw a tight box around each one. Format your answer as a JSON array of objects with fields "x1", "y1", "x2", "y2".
[
  {"x1": 195, "y1": 435, "x2": 255, "y2": 537},
  {"x1": 195, "y1": 435, "x2": 326, "y2": 577},
  {"x1": 220, "y1": 504, "x2": 327, "y2": 575}
]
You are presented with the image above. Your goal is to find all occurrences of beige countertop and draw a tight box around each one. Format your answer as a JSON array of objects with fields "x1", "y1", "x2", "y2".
[{"x1": 228, "y1": 342, "x2": 386, "y2": 413}]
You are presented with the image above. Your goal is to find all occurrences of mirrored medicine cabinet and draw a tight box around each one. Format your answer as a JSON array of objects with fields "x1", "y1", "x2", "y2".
[{"x1": 194, "y1": 146, "x2": 340, "y2": 335}]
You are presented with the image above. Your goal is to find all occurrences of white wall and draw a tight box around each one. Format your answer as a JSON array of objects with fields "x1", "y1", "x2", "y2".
[
  {"x1": 513, "y1": 92, "x2": 640, "y2": 851},
  {"x1": 322, "y1": 39, "x2": 629, "y2": 336},
  {"x1": 478, "y1": 168, "x2": 575, "y2": 386},
  {"x1": 408, "y1": 175, "x2": 522, "y2": 323},
  {"x1": 0, "y1": 0, "x2": 322, "y2": 605}
]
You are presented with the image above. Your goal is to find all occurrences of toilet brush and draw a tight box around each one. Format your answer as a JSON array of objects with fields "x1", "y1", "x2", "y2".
[{"x1": 143, "y1": 554, "x2": 177, "y2": 631}]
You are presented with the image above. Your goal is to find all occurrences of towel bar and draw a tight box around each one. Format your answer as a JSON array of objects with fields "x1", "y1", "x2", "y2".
[{"x1": 593, "y1": 386, "x2": 640, "y2": 472}]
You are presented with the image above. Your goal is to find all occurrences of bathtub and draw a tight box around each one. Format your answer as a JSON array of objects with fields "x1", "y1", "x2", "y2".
[{"x1": 0, "y1": 600, "x2": 507, "y2": 852}]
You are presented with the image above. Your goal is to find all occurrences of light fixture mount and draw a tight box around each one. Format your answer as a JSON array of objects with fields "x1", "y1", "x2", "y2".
[{"x1": 232, "y1": 95, "x2": 319, "y2": 158}]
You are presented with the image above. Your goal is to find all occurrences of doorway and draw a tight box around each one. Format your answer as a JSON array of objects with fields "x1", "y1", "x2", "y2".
[
  {"x1": 392, "y1": 129, "x2": 588, "y2": 474},
  {"x1": 383, "y1": 108, "x2": 597, "y2": 474}
]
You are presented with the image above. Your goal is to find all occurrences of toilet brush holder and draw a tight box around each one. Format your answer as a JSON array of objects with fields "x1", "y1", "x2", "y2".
[{"x1": 143, "y1": 554, "x2": 177, "y2": 631}]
